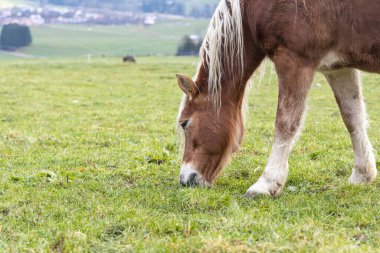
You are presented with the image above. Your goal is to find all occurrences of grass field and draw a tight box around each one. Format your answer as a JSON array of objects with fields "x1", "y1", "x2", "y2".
[
  {"x1": 0, "y1": 20, "x2": 209, "y2": 60},
  {"x1": 0, "y1": 57, "x2": 379, "y2": 252}
]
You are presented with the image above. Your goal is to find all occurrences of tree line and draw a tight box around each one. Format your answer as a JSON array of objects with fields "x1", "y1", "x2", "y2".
[{"x1": 142, "y1": 0, "x2": 185, "y2": 16}]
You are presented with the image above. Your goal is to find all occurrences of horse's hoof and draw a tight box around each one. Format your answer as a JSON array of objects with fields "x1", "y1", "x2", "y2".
[
  {"x1": 349, "y1": 167, "x2": 377, "y2": 185},
  {"x1": 244, "y1": 184, "x2": 271, "y2": 198},
  {"x1": 245, "y1": 177, "x2": 284, "y2": 198},
  {"x1": 349, "y1": 158, "x2": 377, "y2": 184}
]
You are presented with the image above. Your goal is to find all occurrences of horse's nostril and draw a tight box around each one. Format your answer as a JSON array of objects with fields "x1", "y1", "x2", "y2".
[
  {"x1": 188, "y1": 173, "x2": 198, "y2": 186},
  {"x1": 179, "y1": 173, "x2": 199, "y2": 187}
]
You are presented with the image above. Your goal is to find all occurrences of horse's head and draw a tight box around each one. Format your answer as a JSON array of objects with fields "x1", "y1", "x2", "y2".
[
  {"x1": 176, "y1": 73, "x2": 246, "y2": 186},
  {"x1": 174, "y1": 0, "x2": 257, "y2": 186}
]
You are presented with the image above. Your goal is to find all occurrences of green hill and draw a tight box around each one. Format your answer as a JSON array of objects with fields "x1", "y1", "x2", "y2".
[{"x1": 0, "y1": 19, "x2": 210, "y2": 59}]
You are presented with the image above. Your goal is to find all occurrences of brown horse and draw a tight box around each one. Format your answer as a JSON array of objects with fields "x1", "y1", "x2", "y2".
[{"x1": 176, "y1": 0, "x2": 378, "y2": 197}]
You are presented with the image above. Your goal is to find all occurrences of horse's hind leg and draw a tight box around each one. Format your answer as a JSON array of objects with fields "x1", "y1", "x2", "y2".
[
  {"x1": 324, "y1": 69, "x2": 377, "y2": 184},
  {"x1": 245, "y1": 49, "x2": 316, "y2": 197}
]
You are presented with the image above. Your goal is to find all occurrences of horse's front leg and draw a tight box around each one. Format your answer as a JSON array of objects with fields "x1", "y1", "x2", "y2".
[{"x1": 245, "y1": 49, "x2": 316, "y2": 197}]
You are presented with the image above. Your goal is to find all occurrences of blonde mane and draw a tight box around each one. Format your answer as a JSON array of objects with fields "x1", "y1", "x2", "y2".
[{"x1": 200, "y1": 0, "x2": 245, "y2": 107}]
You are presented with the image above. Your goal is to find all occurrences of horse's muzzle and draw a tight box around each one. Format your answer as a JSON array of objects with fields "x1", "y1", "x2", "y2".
[
  {"x1": 180, "y1": 172, "x2": 199, "y2": 186},
  {"x1": 179, "y1": 163, "x2": 209, "y2": 187}
]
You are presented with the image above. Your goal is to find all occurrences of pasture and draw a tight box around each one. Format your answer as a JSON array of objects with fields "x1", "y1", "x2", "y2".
[
  {"x1": 0, "y1": 21, "x2": 209, "y2": 59},
  {"x1": 0, "y1": 57, "x2": 379, "y2": 252}
]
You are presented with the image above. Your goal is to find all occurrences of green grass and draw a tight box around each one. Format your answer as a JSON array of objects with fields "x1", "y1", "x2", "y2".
[
  {"x1": 0, "y1": 21, "x2": 209, "y2": 59},
  {"x1": 0, "y1": 57, "x2": 379, "y2": 252}
]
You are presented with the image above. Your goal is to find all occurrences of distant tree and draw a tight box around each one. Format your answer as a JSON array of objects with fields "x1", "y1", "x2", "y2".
[
  {"x1": 0, "y1": 24, "x2": 33, "y2": 50},
  {"x1": 190, "y1": 4, "x2": 216, "y2": 18},
  {"x1": 165, "y1": 1, "x2": 185, "y2": 15},
  {"x1": 39, "y1": 0, "x2": 48, "y2": 6},
  {"x1": 142, "y1": 0, "x2": 165, "y2": 13},
  {"x1": 142, "y1": 0, "x2": 185, "y2": 15},
  {"x1": 176, "y1": 35, "x2": 202, "y2": 56},
  {"x1": 48, "y1": 0, "x2": 82, "y2": 6}
]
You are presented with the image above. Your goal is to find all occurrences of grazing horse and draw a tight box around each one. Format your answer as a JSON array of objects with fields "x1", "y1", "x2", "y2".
[{"x1": 176, "y1": 0, "x2": 378, "y2": 197}]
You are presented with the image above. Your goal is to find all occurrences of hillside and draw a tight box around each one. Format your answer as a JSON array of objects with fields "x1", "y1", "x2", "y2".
[
  {"x1": 0, "y1": 19, "x2": 210, "y2": 59},
  {"x1": 0, "y1": 0, "x2": 218, "y2": 59}
]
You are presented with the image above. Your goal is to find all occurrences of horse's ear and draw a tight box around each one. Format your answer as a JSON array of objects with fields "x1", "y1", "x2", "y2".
[{"x1": 176, "y1": 74, "x2": 197, "y2": 96}]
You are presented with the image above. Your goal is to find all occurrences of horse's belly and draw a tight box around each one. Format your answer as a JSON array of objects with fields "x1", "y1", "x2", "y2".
[
  {"x1": 317, "y1": 51, "x2": 344, "y2": 71},
  {"x1": 317, "y1": 48, "x2": 380, "y2": 74}
]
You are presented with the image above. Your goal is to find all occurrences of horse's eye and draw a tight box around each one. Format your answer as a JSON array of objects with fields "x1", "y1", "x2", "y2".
[{"x1": 180, "y1": 120, "x2": 191, "y2": 130}]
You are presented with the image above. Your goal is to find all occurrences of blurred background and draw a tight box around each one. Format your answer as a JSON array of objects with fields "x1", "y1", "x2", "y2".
[{"x1": 0, "y1": 0, "x2": 219, "y2": 60}]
